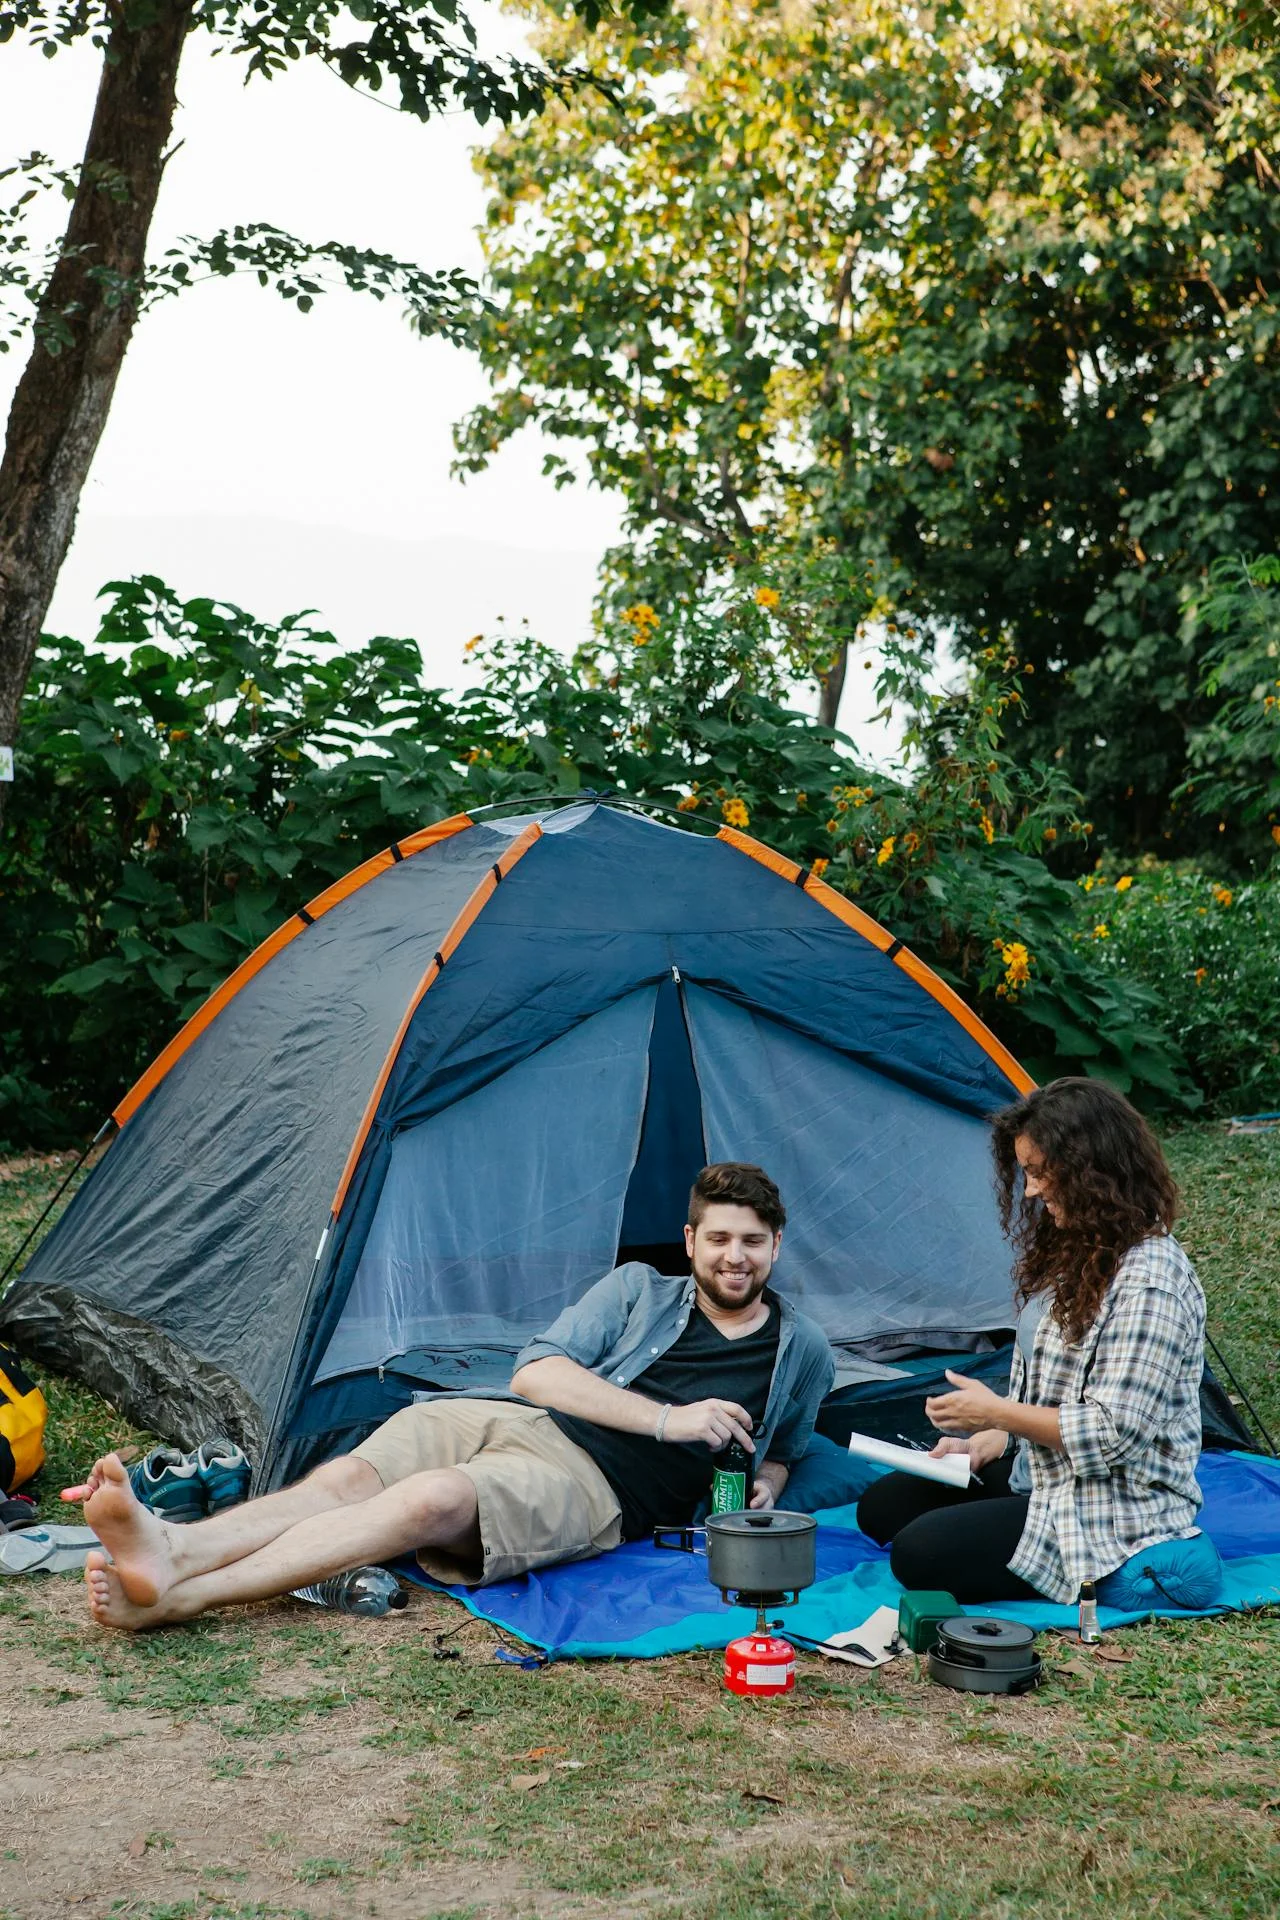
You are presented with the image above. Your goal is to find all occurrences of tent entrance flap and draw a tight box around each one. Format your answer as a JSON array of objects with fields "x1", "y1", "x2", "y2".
[
  {"x1": 616, "y1": 973, "x2": 705, "y2": 1272},
  {"x1": 313, "y1": 986, "x2": 659, "y2": 1384},
  {"x1": 683, "y1": 983, "x2": 1016, "y2": 1345}
]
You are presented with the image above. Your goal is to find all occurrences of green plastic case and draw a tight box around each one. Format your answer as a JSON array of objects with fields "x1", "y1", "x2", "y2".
[{"x1": 897, "y1": 1589, "x2": 961, "y2": 1653}]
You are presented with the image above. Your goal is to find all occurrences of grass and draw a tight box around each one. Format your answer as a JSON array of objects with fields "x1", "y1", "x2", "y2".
[{"x1": 1, "y1": 1126, "x2": 1278, "y2": 1919}]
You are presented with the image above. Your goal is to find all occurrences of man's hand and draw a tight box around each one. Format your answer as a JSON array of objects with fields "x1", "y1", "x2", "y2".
[
  {"x1": 661, "y1": 1398, "x2": 755, "y2": 1452},
  {"x1": 924, "y1": 1370, "x2": 1009, "y2": 1436},
  {"x1": 929, "y1": 1428, "x2": 1008, "y2": 1472},
  {"x1": 748, "y1": 1460, "x2": 788, "y2": 1510}
]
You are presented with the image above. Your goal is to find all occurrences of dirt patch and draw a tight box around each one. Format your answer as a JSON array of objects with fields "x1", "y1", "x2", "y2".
[{"x1": 0, "y1": 1587, "x2": 548, "y2": 1920}]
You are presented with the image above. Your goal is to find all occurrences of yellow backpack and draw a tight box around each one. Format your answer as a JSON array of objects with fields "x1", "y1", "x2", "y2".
[{"x1": 0, "y1": 1345, "x2": 47, "y2": 1493}]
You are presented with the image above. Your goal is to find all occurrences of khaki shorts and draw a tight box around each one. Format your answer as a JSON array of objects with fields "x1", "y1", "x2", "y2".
[{"x1": 352, "y1": 1400, "x2": 622, "y2": 1587}]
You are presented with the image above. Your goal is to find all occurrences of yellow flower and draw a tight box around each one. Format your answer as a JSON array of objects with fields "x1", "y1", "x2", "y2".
[
  {"x1": 1042, "y1": 826, "x2": 1057, "y2": 843},
  {"x1": 1115, "y1": 875, "x2": 1133, "y2": 892},
  {"x1": 1000, "y1": 940, "x2": 1032, "y2": 989},
  {"x1": 1272, "y1": 825, "x2": 1280, "y2": 846},
  {"x1": 810, "y1": 856, "x2": 829, "y2": 879},
  {"x1": 826, "y1": 818, "x2": 839, "y2": 834},
  {"x1": 902, "y1": 830, "x2": 920, "y2": 854},
  {"x1": 754, "y1": 586, "x2": 781, "y2": 610},
  {"x1": 876, "y1": 836, "x2": 895, "y2": 866},
  {"x1": 1213, "y1": 885, "x2": 1233, "y2": 908},
  {"x1": 1194, "y1": 967, "x2": 1208, "y2": 985},
  {"x1": 464, "y1": 634, "x2": 482, "y2": 654},
  {"x1": 796, "y1": 791, "x2": 807, "y2": 808},
  {"x1": 1079, "y1": 875, "x2": 1096, "y2": 892},
  {"x1": 979, "y1": 812, "x2": 995, "y2": 845},
  {"x1": 621, "y1": 603, "x2": 660, "y2": 638},
  {"x1": 1093, "y1": 923, "x2": 1110, "y2": 939},
  {"x1": 677, "y1": 793, "x2": 700, "y2": 813},
  {"x1": 722, "y1": 796, "x2": 750, "y2": 829}
]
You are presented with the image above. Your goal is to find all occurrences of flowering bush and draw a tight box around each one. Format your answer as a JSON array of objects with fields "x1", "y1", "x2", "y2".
[
  {"x1": 1078, "y1": 864, "x2": 1280, "y2": 1111},
  {"x1": 9, "y1": 573, "x2": 1256, "y2": 1142}
]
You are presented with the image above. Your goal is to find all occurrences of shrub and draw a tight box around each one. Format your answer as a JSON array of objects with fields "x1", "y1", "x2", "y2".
[
  {"x1": 1079, "y1": 863, "x2": 1280, "y2": 1113},
  {"x1": 4, "y1": 575, "x2": 1211, "y2": 1145}
]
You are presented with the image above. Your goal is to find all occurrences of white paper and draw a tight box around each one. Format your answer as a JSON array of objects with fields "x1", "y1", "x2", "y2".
[
  {"x1": 847, "y1": 1429, "x2": 971, "y2": 1487},
  {"x1": 815, "y1": 1605, "x2": 904, "y2": 1668}
]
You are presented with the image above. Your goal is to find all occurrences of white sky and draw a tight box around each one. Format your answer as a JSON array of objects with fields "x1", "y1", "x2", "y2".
[{"x1": 2, "y1": 13, "x2": 890, "y2": 747}]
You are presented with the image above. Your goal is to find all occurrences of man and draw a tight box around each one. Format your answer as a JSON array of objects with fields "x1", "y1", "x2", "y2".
[{"x1": 73, "y1": 1162, "x2": 834, "y2": 1629}]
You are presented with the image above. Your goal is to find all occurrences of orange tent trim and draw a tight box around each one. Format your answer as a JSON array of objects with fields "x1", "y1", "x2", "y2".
[
  {"x1": 328, "y1": 820, "x2": 544, "y2": 1219},
  {"x1": 112, "y1": 814, "x2": 475, "y2": 1130},
  {"x1": 716, "y1": 826, "x2": 1034, "y2": 1095}
]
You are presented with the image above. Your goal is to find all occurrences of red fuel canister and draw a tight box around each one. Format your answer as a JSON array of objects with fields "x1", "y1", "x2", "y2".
[{"x1": 723, "y1": 1631, "x2": 795, "y2": 1696}]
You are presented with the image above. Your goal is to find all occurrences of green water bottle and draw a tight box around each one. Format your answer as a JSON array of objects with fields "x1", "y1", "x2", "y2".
[{"x1": 710, "y1": 1440, "x2": 752, "y2": 1514}]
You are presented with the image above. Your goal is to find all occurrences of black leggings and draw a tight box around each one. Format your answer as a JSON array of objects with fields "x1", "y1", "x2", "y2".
[{"x1": 856, "y1": 1454, "x2": 1040, "y2": 1603}]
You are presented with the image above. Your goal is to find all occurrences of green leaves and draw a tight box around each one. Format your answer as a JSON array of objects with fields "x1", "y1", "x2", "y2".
[{"x1": 461, "y1": 0, "x2": 1280, "y2": 851}]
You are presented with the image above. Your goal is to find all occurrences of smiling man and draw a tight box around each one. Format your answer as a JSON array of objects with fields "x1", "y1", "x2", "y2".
[{"x1": 75, "y1": 1162, "x2": 834, "y2": 1630}]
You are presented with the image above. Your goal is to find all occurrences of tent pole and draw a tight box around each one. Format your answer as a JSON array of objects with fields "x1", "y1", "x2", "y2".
[
  {"x1": 1206, "y1": 1330, "x2": 1277, "y2": 1457},
  {"x1": 0, "y1": 1119, "x2": 114, "y2": 1293}
]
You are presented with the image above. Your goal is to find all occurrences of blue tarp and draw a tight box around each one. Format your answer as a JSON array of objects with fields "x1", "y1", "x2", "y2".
[{"x1": 401, "y1": 1450, "x2": 1280, "y2": 1658}]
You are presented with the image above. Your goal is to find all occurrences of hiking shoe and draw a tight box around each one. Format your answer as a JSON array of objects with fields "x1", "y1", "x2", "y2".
[
  {"x1": 128, "y1": 1447, "x2": 206, "y2": 1524},
  {"x1": 191, "y1": 1437, "x2": 251, "y2": 1515}
]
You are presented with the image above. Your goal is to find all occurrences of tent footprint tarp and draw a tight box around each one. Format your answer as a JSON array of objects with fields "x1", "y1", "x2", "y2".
[{"x1": 400, "y1": 1451, "x2": 1280, "y2": 1660}]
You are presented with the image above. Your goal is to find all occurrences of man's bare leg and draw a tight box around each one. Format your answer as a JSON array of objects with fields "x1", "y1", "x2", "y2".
[
  {"x1": 85, "y1": 1466, "x2": 480, "y2": 1631},
  {"x1": 76, "y1": 1452, "x2": 381, "y2": 1606}
]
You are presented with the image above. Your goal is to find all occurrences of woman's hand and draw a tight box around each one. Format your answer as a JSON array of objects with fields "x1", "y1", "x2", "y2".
[
  {"x1": 929, "y1": 1428, "x2": 1008, "y2": 1472},
  {"x1": 925, "y1": 1370, "x2": 1009, "y2": 1436}
]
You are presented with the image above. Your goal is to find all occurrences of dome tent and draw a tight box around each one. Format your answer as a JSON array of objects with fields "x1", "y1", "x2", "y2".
[{"x1": 1, "y1": 801, "x2": 1038, "y2": 1490}]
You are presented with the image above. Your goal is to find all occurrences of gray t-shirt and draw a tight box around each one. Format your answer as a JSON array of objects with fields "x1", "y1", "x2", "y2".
[{"x1": 1008, "y1": 1294, "x2": 1048, "y2": 1494}]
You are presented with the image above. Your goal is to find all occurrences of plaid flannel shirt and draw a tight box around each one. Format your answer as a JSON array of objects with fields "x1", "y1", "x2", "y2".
[{"x1": 1006, "y1": 1233, "x2": 1205, "y2": 1604}]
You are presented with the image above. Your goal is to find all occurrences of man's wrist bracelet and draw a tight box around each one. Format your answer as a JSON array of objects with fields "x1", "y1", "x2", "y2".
[{"x1": 655, "y1": 1404, "x2": 672, "y2": 1443}]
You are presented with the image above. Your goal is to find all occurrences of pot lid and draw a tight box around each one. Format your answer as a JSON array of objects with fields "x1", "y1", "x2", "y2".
[
  {"x1": 938, "y1": 1616, "x2": 1037, "y2": 1655},
  {"x1": 704, "y1": 1510, "x2": 817, "y2": 1538}
]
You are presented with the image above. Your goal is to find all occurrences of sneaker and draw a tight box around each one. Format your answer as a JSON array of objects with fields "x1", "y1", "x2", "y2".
[
  {"x1": 191, "y1": 1437, "x2": 251, "y2": 1515},
  {"x1": 128, "y1": 1447, "x2": 206, "y2": 1524}
]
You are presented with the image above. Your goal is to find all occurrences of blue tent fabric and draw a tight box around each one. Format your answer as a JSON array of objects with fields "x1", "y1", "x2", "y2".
[{"x1": 399, "y1": 1451, "x2": 1280, "y2": 1658}]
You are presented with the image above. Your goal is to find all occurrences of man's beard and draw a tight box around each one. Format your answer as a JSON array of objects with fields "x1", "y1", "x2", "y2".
[{"x1": 694, "y1": 1265, "x2": 770, "y2": 1313}]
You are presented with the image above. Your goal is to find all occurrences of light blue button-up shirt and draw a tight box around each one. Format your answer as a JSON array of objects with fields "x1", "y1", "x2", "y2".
[{"x1": 515, "y1": 1262, "x2": 835, "y2": 1465}]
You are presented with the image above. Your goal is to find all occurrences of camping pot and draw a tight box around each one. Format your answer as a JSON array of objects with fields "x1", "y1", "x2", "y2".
[
  {"x1": 704, "y1": 1510, "x2": 817, "y2": 1605},
  {"x1": 927, "y1": 1617, "x2": 1042, "y2": 1696}
]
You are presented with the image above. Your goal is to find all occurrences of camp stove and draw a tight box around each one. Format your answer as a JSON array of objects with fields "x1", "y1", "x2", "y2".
[{"x1": 656, "y1": 1510, "x2": 818, "y2": 1696}]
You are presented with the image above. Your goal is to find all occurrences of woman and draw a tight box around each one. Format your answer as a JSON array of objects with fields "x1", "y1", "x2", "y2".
[{"x1": 857, "y1": 1077, "x2": 1211, "y2": 1606}]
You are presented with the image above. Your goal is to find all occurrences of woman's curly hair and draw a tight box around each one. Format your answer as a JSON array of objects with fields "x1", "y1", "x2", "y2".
[{"x1": 992, "y1": 1078, "x2": 1178, "y2": 1343}]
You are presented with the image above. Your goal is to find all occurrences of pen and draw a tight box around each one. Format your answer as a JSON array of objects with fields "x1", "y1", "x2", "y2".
[{"x1": 896, "y1": 1432, "x2": 929, "y2": 1452}]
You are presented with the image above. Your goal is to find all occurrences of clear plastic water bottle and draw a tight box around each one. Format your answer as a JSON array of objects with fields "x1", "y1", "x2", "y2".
[{"x1": 291, "y1": 1566, "x2": 408, "y2": 1615}]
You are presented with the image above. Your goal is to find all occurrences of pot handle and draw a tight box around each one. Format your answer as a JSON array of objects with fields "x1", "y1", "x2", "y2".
[{"x1": 652, "y1": 1527, "x2": 704, "y2": 1554}]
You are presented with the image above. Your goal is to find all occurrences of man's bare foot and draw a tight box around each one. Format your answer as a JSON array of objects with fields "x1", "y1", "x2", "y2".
[
  {"x1": 62, "y1": 1456, "x2": 112, "y2": 1503},
  {"x1": 84, "y1": 1549, "x2": 181, "y2": 1631},
  {"x1": 83, "y1": 1454, "x2": 177, "y2": 1606}
]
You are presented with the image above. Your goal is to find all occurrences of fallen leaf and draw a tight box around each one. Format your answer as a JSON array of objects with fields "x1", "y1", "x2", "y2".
[
  {"x1": 524, "y1": 1745, "x2": 565, "y2": 1759},
  {"x1": 509, "y1": 1770, "x2": 551, "y2": 1791},
  {"x1": 741, "y1": 1788, "x2": 785, "y2": 1806},
  {"x1": 1050, "y1": 1658, "x2": 1095, "y2": 1682},
  {"x1": 453, "y1": 1707, "x2": 474, "y2": 1721},
  {"x1": 1092, "y1": 1641, "x2": 1136, "y2": 1665},
  {"x1": 127, "y1": 1832, "x2": 147, "y2": 1860}
]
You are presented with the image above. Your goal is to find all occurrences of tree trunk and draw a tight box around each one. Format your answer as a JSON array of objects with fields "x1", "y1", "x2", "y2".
[
  {"x1": 0, "y1": 1, "x2": 192, "y2": 827},
  {"x1": 817, "y1": 638, "x2": 848, "y2": 729}
]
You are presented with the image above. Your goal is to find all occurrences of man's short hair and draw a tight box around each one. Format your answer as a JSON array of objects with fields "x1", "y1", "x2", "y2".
[{"x1": 687, "y1": 1163, "x2": 786, "y2": 1234}]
